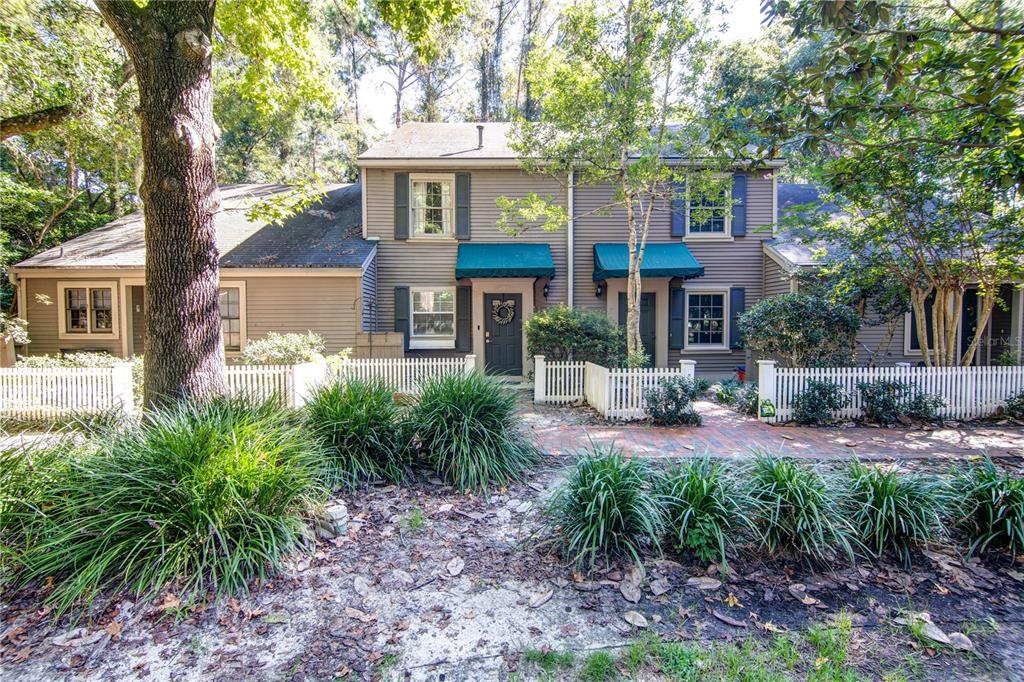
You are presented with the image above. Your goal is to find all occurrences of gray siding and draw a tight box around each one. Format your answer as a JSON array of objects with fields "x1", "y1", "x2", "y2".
[
  {"x1": 22, "y1": 277, "x2": 124, "y2": 356},
  {"x1": 763, "y1": 252, "x2": 792, "y2": 297},
  {"x1": 363, "y1": 168, "x2": 569, "y2": 337},
  {"x1": 360, "y1": 250, "x2": 378, "y2": 332}
]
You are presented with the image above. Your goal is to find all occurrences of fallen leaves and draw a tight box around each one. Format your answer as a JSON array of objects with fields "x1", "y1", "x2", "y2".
[
  {"x1": 788, "y1": 583, "x2": 819, "y2": 606},
  {"x1": 446, "y1": 556, "x2": 465, "y2": 577},
  {"x1": 157, "y1": 593, "x2": 181, "y2": 611},
  {"x1": 623, "y1": 610, "x2": 648, "y2": 628},
  {"x1": 344, "y1": 606, "x2": 377, "y2": 623},
  {"x1": 712, "y1": 610, "x2": 747, "y2": 628},
  {"x1": 686, "y1": 576, "x2": 722, "y2": 591},
  {"x1": 104, "y1": 621, "x2": 122, "y2": 639},
  {"x1": 529, "y1": 589, "x2": 553, "y2": 608}
]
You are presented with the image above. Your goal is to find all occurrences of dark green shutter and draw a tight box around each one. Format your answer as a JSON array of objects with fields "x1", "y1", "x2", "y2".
[
  {"x1": 729, "y1": 287, "x2": 746, "y2": 349},
  {"x1": 670, "y1": 180, "x2": 685, "y2": 237},
  {"x1": 394, "y1": 286, "x2": 410, "y2": 351},
  {"x1": 455, "y1": 285, "x2": 472, "y2": 352},
  {"x1": 394, "y1": 173, "x2": 409, "y2": 240},
  {"x1": 455, "y1": 172, "x2": 471, "y2": 240},
  {"x1": 618, "y1": 292, "x2": 627, "y2": 326},
  {"x1": 731, "y1": 173, "x2": 747, "y2": 237},
  {"x1": 670, "y1": 287, "x2": 686, "y2": 349}
]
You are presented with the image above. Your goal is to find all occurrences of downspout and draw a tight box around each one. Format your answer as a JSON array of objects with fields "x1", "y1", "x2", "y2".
[
  {"x1": 6, "y1": 268, "x2": 21, "y2": 316},
  {"x1": 567, "y1": 169, "x2": 574, "y2": 308}
]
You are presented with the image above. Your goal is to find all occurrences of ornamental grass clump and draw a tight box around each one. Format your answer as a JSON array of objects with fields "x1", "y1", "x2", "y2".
[
  {"x1": 411, "y1": 371, "x2": 539, "y2": 492},
  {"x1": 844, "y1": 461, "x2": 947, "y2": 565},
  {"x1": 306, "y1": 378, "x2": 412, "y2": 489},
  {"x1": 14, "y1": 396, "x2": 325, "y2": 614},
  {"x1": 748, "y1": 452, "x2": 855, "y2": 563},
  {"x1": 545, "y1": 445, "x2": 664, "y2": 572},
  {"x1": 656, "y1": 457, "x2": 753, "y2": 566},
  {"x1": 952, "y1": 458, "x2": 1024, "y2": 557}
]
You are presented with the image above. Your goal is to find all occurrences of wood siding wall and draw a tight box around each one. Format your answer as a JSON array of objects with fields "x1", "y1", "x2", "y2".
[
  {"x1": 762, "y1": 252, "x2": 792, "y2": 297},
  {"x1": 363, "y1": 168, "x2": 570, "y2": 340},
  {"x1": 22, "y1": 278, "x2": 124, "y2": 356}
]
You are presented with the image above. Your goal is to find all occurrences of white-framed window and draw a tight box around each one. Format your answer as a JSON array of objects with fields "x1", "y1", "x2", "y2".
[
  {"x1": 685, "y1": 175, "x2": 731, "y2": 237},
  {"x1": 218, "y1": 281, "x2": 247, "y2": 353},
  {"x1": 685, "y1": 291, "x2": 728, "y2": 349},
  {"x1": 410, "y1": 287, "x2": 455, "y2": 349},
  {"x1": 411, "y1": 174, "x2": 454, "y2": 237},
  {"x1": 903, "y1": 293, "x2": 963, "y2": 356},
  {"x1": 58, "y1": 282, "x2": 119, "y2": 339}
]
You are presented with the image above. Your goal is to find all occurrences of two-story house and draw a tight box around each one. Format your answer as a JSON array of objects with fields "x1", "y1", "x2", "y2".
[{"x1": 10, "y1": 122, "x2": 1021, "y2": 375}]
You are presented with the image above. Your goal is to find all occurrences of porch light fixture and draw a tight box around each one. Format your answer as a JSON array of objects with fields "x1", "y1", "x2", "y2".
[
  {"x1": 543, "y1": 283, "x2": 550, "y2": 299},
  {"x1": 595, "y1": 282, "x2": 604, "y2": 298}
]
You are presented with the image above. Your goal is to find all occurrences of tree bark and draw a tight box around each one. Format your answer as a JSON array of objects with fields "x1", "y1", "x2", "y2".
[
  {"x1": 0, "y1": 105, "x2": 76, "y2": 140},
  {"x1": 96, "y1": 0, "x2": 226, "y2": 407}
]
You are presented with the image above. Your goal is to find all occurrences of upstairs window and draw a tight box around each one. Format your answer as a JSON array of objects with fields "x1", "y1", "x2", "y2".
[
  {"x1": 687, "y1": 185, "x2": 729, "y2": 235},
  {"x1": 411, "y1": 175, "x2": 453, "y2": 237}
]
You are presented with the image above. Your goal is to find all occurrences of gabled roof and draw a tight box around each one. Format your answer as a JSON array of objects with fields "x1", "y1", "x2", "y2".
[
  {"x1": 15, "y1": 184, "x2": 374, "y2": 271},
  {"x1": 360, "y1": 122, "x2": 516, "y2": 161},
  {"x1": 766, "y1": 183, "x2": 842, "y2": 269}
]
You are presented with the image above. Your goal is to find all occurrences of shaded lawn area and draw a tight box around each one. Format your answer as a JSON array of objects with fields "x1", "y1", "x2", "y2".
[{"x1": 2, "y1": 453, "x2": 1023, "y2": 681}]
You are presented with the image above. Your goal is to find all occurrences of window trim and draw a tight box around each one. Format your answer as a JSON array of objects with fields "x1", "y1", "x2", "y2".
[
  {"x1": 903, "y1": 295, "x2": 963, "y2": 357},
  {"x1": 684, "y1": 173, "x2": 733, "y2": 240},
  {"x1": 219, "y1": 280, "x2": 247, "y2": 355},
  {"x1": 683, "y1": 289, "x2": 729, "y2": 351},
  {"x1": 409, "y1": 286, "x2": 456, "y2": 349},
  {"x1": 409, "y1": 173, "x2": 456, "y2": 239},
  {"x1": 57, "y1": 281, "x2": 120, "y2": 340}
]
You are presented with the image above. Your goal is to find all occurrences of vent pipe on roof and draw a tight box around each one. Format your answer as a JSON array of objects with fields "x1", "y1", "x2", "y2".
[{"x1": 477, "y1": 124, "x2": 484, "y2": 149}]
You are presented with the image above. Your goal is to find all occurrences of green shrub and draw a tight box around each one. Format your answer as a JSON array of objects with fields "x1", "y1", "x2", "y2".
[
  {"x1": 858, "y1": 379, "x2": 944, "y2": 424},
  {"x1": 306, "y1": 378, "x2": 412, "y2": 489},
  {"x1": 1003, "y1": 390, "x2": 1024, "y2": 420},
  {"x1": 748, "y1": 453, "x2": 854, "y2": 562},
  {"x1": 240, "y1": 331, "x2": 327, "y2": 364},
  {"x1": 712, "y1": 379, "x2": 742, "y2": 404},
  {"x1": 524, "y1": 305, "x2": 626, "y2": 366},
  {"x1": 14, "y1": 396, "x2": 325, "y2": 614},
  {"x1": 544, "y1": 445, "x2": 664, "y2": 572},
  {"x1": 792, "y1": 380, "x2": 849, "y2": 425},
  {"x1": 645, "y1": 377, "x2": 703, "y2": 426},
  {"x1": 737, "y1": 293, "x2": 860, "y2": 367},
  {"x1": 656, "y1": 458, "x2": 752, "y2": 566},
  {"x1": 411, "y1": 371, "x2": 538, "y2": 492},
  {"x1": 733, "y1": 382, "x2": 759, "y2": 416},
  {"x1": 844, "y1": 462, "x2": 946, "y2": 564},
  {"x1": 952, "y1": 458, "x2": 1024, "y2": 556}
]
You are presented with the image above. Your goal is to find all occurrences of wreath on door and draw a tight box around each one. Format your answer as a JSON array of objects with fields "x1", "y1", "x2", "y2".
[{"x1": 491, "y1": 299, "x2": 516, "y2": 325}]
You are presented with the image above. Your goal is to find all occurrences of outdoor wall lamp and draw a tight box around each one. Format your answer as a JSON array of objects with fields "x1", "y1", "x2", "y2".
[
  {"x1": 595, "y1": 282, "x2": 604, "y2": 298},
  {"x1": 543, "y1": 283, "x2": 550, "y2": 299}
]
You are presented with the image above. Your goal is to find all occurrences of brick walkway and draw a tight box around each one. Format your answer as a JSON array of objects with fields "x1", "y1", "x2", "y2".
[{"x1": 522, "y1": 400, "x2": 1024, "y2": 460}]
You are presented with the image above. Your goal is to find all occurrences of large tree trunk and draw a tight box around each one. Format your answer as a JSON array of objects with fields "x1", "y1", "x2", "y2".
[{"x1": 97, "y1": 0, "x2": 226, "y2": 407}]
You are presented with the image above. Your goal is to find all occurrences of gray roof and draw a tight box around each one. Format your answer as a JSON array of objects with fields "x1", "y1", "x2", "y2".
[
  {"x1": 360, "y1": 122, "x2": 515, "y2": 160},
  {"x1": 766, "y1": 183, "x2": 841, "y2": 268},
  {"x1": 16, "y1": 183, "x2": 374, "y2": 270}
]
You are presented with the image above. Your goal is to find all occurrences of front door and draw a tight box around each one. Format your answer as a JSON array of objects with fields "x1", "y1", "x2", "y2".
[
  {"x1": 484, "y1": 293, "x2": 523, "y2": 375},
  {"x1": 619, "y1": 292, "x2": 656, "y2": 366}
]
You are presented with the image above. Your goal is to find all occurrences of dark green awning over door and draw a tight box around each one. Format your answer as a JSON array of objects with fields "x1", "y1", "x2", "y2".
[
  {"x1": 592, "y1": 242, "x2": 704, "y2": 281},
  {"x1": 455, "y1": 243, "x2": 556, "y2": 279}
]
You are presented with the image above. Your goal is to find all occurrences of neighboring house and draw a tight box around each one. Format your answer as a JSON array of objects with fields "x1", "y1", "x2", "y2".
[
  {"x1": 764, "y1": 183, "x2": 1024, "y2": 366},
  {"x1": 9, "y1": 184, "x2": 374, "y2": 360},
  {"x1": 358, "y1": 122, "x2": 782, "y2": 378},
  {"x1": 37, "y1": 123, "x2": 1008, "y2": 378}
]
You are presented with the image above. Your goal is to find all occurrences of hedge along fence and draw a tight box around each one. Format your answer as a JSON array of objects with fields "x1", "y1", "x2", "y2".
[
  {"x1": 535, "y1": 355, "x2": 697, "y2": 420},
  {"x1": 757, "y1": 361, "x2": 1024, "y2": 424}
]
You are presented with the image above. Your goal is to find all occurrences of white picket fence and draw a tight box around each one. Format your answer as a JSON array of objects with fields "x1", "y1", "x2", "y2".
[
  {"x1": 0, "y1": 365, "x2": 133, "y2": 419},
  {"x1": 332, "y1": 355, "x2": 476, "y2": 394},
  {"x1": 757, "y1": 360, "x2": 1024, "y2": 424},
  {"x1": 225, "y1": 364, "x2": 296, "y2": 405},
  {"x1": 533, "y1": 357, "x2": 587, "y2": 404}
]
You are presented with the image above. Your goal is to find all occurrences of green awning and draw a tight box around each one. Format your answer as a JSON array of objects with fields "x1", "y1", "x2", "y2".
[
  {"x1": 592, "y1": 242, "x2": 704, "y2": 281},
  {"x1": 456, "y1": 243, "x2": 556, "y2": 279}
]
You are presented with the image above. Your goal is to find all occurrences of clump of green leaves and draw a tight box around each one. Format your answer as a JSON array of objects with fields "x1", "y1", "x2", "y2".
[
  {"x1": 792, "y1": 379, "x2": 849, "y2": 425},
  {"x1": 844, "y1": 462, "x2": 947, "y2": 565},
  {"x1": 645, "y1": 376, "x2": 703, "y2": 426},
  {"x1": 748, "y1": 453, "x2": 854, "y2": 563},
  {"x1": 240, "y1": 331, "x2": 326, "y2": 365},
  {"x1": 738, "y1": 294, "x2": 860, "y2": 368},
  {"x1": 952, "y1": 458, "x2": 1024, "y2": 557},
  {"x1": 858, "y1": 380, "x2": 944, "y2": 424},
  {"x1": 12, "y1": 396, "x2": 325, "y2": 614},
  {"x1": 524, "y1": 305, "x2": 627, "y2": 366},
  {"x1": 544, "y1": 445, "x2": 664, "y2": 572},
  {"x1": 306, "y1": 378, "x2": 412, "y2": 489},
  {"x1": 1003, "y1": 391, "x2": 1024, "y2": 420},
  {"x1": 656, "y1": 458, "x2": 752, "y2": 566},
  {"x1": 411, "y1": 372, "x2": 539, "y2": 493}
]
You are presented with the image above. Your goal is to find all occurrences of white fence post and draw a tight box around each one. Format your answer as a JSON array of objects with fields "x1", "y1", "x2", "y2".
[
  {"x1": 110, "y1": 363, "x2": 135, "y2": 414},
  {"x1": 679, "y1": 359, "x2": 697, "y2": 379},
  {"x1": 534, "y1": 355, "x2": 547, "y2": 403},
  {"x1": 463, "y1": 354, "x2": 477, "y2": 375},
  {"x1": 291, "y1": 357, "x2": 328, "y2": 407},
  {"x1": 757, "y1": 360, "x2": 776, "y2": 423}
]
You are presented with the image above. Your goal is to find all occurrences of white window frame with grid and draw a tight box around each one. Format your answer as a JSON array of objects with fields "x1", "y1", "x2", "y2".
[
  {"x1": 684, "y1": 289, "x2": 729, "y2": 350},
  {"x1": 219, "y1": 281, "x2": 247, "y2": 354},
  {"x1": 409, "y1": 286, "x2": 456, "y2": 349},
  {"x1": 684, "y1": 174, "x2": 732, "y2": 240},
  {"x1": 410, "y1": 173, "x2": 455, "y2": 238},
  {"x1": 57, "y1": 281, "x2": 120, "y2": 340}
]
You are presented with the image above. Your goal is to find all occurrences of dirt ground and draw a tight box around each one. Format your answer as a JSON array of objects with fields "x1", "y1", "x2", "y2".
[{"x1": 3, "y1": 449, "x2": 1024, "y2": 682}]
